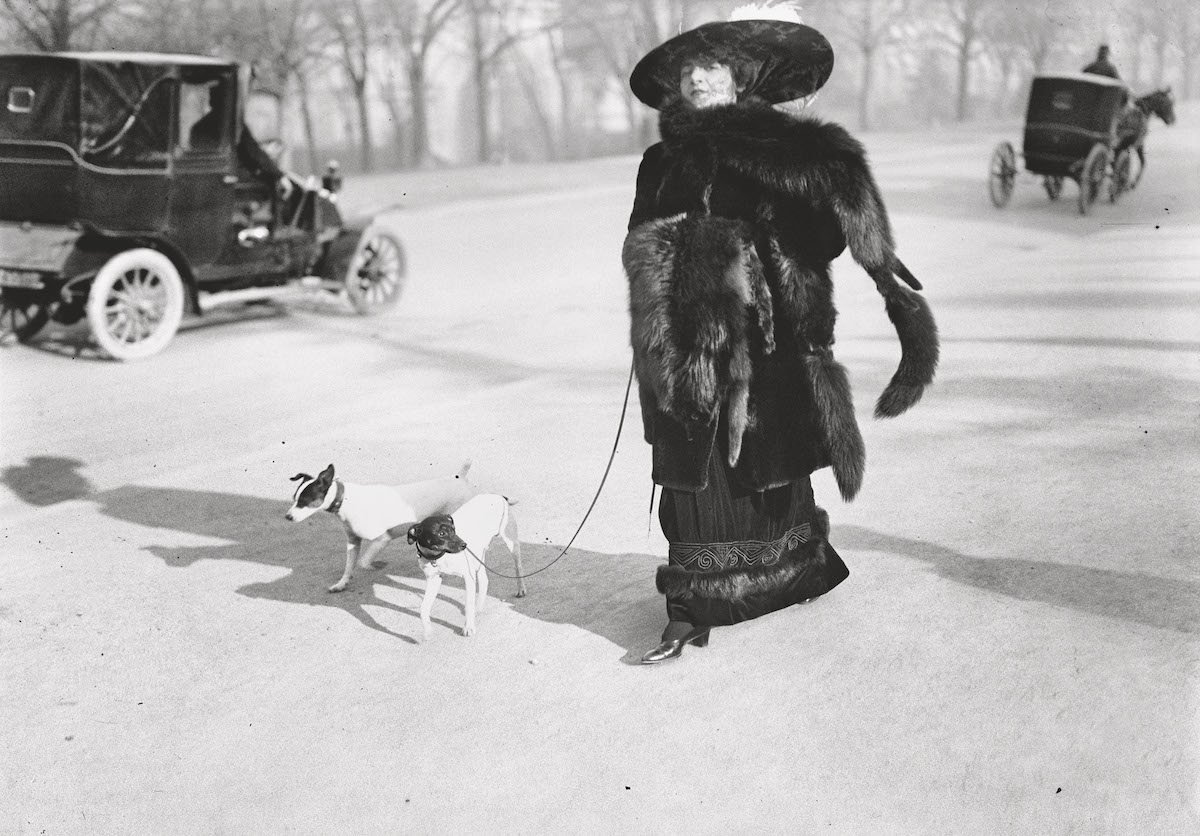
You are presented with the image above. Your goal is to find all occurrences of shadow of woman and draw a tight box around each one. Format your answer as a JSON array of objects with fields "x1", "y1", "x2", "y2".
[
  {"x1": 2, "y1": 455, "x2": 94, "y2": 506},
  {"x1": 93, "y1": 484, "x2": 665, "y2": 650},
  {"x1": 836, "y1": 524, "x2": 1199, "y2": 635}
]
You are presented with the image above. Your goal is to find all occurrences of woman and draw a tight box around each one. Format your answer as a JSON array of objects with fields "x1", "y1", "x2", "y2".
[{"x1": 623, "y1": 10, "x2": 939, "y2": 664}]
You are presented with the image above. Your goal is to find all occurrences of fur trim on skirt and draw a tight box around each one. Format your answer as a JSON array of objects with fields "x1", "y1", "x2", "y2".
[{"x1": 656, "y1": 451, "x2": 848, "y2": 628}]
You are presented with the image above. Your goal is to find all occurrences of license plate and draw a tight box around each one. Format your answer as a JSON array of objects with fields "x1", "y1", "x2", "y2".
[{"x1": 0, "y1": 268, "x2": 45, "y2": 289}]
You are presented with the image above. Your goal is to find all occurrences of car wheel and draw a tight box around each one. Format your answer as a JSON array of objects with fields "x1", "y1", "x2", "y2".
[
  {"x1": 0, "y1": 289, "x2": 51, "y2": 342},
  {"x1": 344, "y1": 228, "x2": 406, "y2": 315},
  {"x1": 86, "y1": 248, "x2": 185, "y2": 361}
]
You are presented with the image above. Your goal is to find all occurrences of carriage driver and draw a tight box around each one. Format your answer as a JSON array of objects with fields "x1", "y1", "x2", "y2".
[{"x1": 1082, "y1": 45, "x2": 1120, "y2": 80}]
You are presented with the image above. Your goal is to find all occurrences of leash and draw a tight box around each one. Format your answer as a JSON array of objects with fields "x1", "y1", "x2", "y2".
[{"x1": 450, "y1": 360, "x2": 636, "y2": 581}]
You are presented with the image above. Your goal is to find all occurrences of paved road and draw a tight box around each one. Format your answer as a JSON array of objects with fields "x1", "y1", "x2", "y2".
[{"x1": 2, "y1": 109, "x2": 1197, "y2": 834}]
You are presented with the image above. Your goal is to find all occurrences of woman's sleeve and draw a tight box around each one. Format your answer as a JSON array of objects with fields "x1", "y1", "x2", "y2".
[
  {"x1": 628, "y1": 144, "x2": 665, "y2": 231},
  {"x1": 627, "y1": 144, "x2": 665, "y2": 442}
]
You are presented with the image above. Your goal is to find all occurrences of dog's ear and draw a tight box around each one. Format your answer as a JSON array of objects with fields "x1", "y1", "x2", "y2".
[
  {"x1": 317, "y1": 464, "x2": 335, "y2": 485},
  {"x1": 406, "y1": 524, "x2": 419, "y2": 545},
  {"x1": 289, "y1": 473, "x2": 312, "y2": 483}
]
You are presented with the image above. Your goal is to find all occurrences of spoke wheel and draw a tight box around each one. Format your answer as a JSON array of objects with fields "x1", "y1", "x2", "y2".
[
  {"x1": 1043, "y1": 176, "x2": 1063, "y2": 201},
  {"x1": 0, "y1": 289, "x2": 51, "y2": 342},
  {"x1": 1077, "y1": 144, "x2": 1109, "y2": 215},
  {"x1": 86, "y1": 249, "x2": 185, "y2": 361},
  {"x1": 1109, "y1": 151, "x2": 1132, "y2": 202},
  {"x1": 988, "y1": 142, "x2": 1017, "y2": 208},
  {"x1": 344, "y1": 228, "x2": 406, "y2": 315}
]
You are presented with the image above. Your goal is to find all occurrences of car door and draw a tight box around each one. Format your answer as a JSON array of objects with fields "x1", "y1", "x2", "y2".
[{"x1": 171, "y1": 74, "x2": 285, "y2": 284}]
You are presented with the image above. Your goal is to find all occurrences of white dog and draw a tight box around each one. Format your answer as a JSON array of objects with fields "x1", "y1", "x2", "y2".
[
  {"x1": 406, "y1": 494, "x2": 526, "y2": 638},
  {"x1": 286, "y1": 462, "x2": 477, "y2": 593}
]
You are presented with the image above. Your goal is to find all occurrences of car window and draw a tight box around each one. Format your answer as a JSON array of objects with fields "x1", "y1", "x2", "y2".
[
  {"x1": 181, "y1": 80, "x2": 231, "y2": 153},
  {"x1": 79, "y1": 63, "x2": 172, "y2": 168}
]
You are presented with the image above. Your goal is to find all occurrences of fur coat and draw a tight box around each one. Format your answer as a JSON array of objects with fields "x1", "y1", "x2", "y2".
[{"x1": 624, "y1": 99, "x2": 938, "y2": 499}]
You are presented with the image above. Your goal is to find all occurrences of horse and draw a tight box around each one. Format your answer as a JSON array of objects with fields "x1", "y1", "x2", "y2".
[{"x1": 1115, "y1": 87, "x2": 1176, "y2": 189}]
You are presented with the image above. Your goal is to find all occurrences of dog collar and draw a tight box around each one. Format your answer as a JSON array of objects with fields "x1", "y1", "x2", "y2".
[
  {"x1": 326, "y1": 480, "x2": 345, "y2": 515},
  {"x1": 414, "y1": 543, "x2": 445, "y2": 562}
]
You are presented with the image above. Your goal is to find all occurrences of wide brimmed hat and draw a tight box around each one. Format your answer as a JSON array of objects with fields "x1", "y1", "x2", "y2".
[{"x1": 630, "y1": 19, "x2": 834, "y2": 110}]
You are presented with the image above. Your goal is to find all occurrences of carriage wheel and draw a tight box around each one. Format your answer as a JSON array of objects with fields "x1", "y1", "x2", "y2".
[
  {"x1": 1077, "y1": 144, "x2": 1109, "y2": 215},
  {"x1": 988, "y1": 142, "x2": 1017, "y2": 208},
  {"x1": 1109, "y1": 151, "x2": 1132, "y2": 203},
  {"x1": 1043, "y1": 176, "x2": 1063, "y2": 201}
]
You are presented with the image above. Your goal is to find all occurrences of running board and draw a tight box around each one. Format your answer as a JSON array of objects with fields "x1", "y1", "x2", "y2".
[{"x1": 197, "y1": 278, "x2": 342, "y2": 313}]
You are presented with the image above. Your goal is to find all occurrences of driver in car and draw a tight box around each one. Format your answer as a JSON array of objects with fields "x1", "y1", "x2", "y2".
[{"x1": 190, "y1": 83, "x2": 295, "y2": 233}]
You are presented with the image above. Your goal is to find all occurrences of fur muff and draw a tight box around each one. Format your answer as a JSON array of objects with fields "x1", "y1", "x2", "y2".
[{"x1": 624, "y1": 213, "x2": 772, "y2": 466}]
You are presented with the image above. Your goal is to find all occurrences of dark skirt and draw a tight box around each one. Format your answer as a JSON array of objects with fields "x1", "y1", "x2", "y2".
[{"x1": 656, "y1": 452, "x2": 848, "y2": 627}]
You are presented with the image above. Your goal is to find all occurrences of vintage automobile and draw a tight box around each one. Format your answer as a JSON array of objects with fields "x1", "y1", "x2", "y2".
[
  {"x1": 0, "y1": 51, "x2": 405, "y2": 360},
  {"x1": 987, "y1": 72, "x2": 1133, "y2": 215}
]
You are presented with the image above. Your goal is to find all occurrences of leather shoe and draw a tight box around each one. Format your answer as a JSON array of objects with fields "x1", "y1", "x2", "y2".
[{"x1": 640, "y1": 627, "x2": 710, "y2": 664}]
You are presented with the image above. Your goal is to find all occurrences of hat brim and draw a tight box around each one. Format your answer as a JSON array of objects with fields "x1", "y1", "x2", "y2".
[{"x1": 630, "y1": 20, "x2": 834, "y2": 110}]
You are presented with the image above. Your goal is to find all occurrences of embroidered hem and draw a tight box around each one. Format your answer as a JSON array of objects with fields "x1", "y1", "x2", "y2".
[{"x1": 667, "y1": 522, "x2": 812, "y2": 572}]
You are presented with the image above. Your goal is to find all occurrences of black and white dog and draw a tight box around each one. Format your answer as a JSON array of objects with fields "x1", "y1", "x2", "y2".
[
  {"x1": 286, "y1": 462, "x2": 477, "y2": 593},
  {"x1": 407, "y1": 494, "x2": 527, "y2": 639}
]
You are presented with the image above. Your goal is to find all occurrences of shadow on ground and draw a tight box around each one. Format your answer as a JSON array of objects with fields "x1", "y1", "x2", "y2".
[
  {"x1": 836, "y1": 525, "x2": 1198, "y2": 635},
  {"x1": 9, "y1": 467, "x2": 1191, "y2": 642},
  {"x1": 85, "y1": 484, "x2": 664, "y2": 651},
  {"x1": 20, "y1": 303, "x2": 292, "y2": 362},
  {"x1": 1, "y1": 455, "x2": 93, "y2": 506}
]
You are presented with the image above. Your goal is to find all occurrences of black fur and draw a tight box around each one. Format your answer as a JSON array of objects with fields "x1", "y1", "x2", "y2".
[
  {"x1": 624, "y1": 213, "x2": 771, "y2": 466},
  {"x1": 626, "y1": 100, "x2": 936, "y2": 496},
  {"x1": 654, "y1": 100, "x2": 938, "y2": 419},
  {"x1": 875, "y1": 284, "x2": 939, "y2": 418},
  {"x1": 655, "y1": 509, "x2": 831, "y2": 601},
  {"x1": 803, "y1": 351, "x2": 864, "y2": 500}
]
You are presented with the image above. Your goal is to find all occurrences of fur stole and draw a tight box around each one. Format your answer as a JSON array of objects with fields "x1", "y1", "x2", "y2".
[
  {"x1": 658, "y1": 100, "x2": 939, "y2": 419},
  {"x1": 623, "y1": 213, "x2": 774, "y2": 467}
]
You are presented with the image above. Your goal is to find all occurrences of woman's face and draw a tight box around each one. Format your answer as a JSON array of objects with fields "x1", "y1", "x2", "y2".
[{"x1": 679, "y1": 60, "x2": 739, "y2": 108}]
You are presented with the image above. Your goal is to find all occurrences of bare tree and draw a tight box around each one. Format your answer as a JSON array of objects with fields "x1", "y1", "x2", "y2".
[
  {"x1": 1, "y1": 0, "x2": 124, "y2": 50},
  {"x1": 323, "y1": 0, "x2": 380, "y2": 171},
  {"x1": 218, "y1": 0, "x2": 330, "y2": 139},
  {"x1": 510, "y1": 48, "x2": 559, "y2": 158},
  {"x1": 460, "y1": 0, "x2": 550, "y2": 162},
  {"x1": 383, "y1": 0, "x2": 465, "y2": 167},
  {"x1": 1144, "y1": 0, "x2": 1181, "y2": 88},
  {"x1": 925, "y1": 0, "x2": 1000, "y2": 121},
  {"x1": 832, "y1": 0, "x2": 910, "y2": 130},
  {"x1": 565, "y1": 0, "x2": 681, "y2": 146},
  {"x1": 1177, "y1": 1, "x2": 1200, "y2": 98}
]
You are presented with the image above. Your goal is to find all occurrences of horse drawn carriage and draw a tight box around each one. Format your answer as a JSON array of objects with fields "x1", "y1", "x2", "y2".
[{"x1": 988, "y1": 72, "x2": 1174, "y2": 215}]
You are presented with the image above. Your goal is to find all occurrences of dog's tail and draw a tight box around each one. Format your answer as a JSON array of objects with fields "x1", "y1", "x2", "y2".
[{"x1": 456, "y1": 460, "x2": 472, "y2": 480}]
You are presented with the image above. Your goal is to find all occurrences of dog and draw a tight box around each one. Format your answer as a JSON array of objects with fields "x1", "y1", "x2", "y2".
[
  {"x1": 286, "y1": 461, "x2": 477, "y2": 593},
  {"x1": 406, "y1": 494, "x2": 527, "y2": 638}
]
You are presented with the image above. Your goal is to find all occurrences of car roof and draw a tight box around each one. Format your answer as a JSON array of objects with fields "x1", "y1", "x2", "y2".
[{"x1": 5, "y1": 51, "x2": 236, "y2": 69}]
